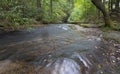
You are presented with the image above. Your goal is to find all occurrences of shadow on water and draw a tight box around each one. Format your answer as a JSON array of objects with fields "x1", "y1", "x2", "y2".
[{"x1": 0, "y1": 24, "x2": 119, "y2": 74}]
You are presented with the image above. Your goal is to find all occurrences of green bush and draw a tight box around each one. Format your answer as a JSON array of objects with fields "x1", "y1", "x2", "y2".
[
  {"x1": 0, "y1": 0, "x2": 29, "y2": 30},
  {"x1": 68, "y1": 0, "x2": 97, "y2": 22}
]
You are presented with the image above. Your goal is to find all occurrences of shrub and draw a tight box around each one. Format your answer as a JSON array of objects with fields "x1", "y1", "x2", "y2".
[{"x1": 0, "y1": 0, "x2": 29, "y2": 31}]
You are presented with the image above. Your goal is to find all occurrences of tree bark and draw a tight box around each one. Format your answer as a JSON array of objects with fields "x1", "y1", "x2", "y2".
[
  {"x1": 115, "y1": 0, "x2": 120, "y2": 10},
  {"x1": 50, "y1": 0, "x2": 53, "y2": 17},
  {"x1": 111, "y1": 0, "x2": 114, "y2": 11},
  {"x1": 37, "y1": 0, "x2": 41, "y2": 9},
  {"x1": 108, "y1": 0, "x2": 111, "y2": 12},
  {"x1": 91, "y1": 0, "x2": 111, "y2": 26}
]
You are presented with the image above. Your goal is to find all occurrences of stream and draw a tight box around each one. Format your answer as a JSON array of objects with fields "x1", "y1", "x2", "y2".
[{"x1": 0, "y1": 24, "x2": 119, "y2": 74}]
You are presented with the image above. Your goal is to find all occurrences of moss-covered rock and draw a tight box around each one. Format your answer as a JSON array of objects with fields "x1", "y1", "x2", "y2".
[
  {"x1": 80, "y1": 23, "x2": 104, "y2": 28},
  {"x1": 110, "y1": 21, "x2": 120, "y2": 30},
  {"x1": 103, "y1": 31, "x2": 120, "y2": 43}
]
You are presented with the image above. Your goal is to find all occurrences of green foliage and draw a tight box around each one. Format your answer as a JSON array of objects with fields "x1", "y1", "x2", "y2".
[
  {"x1": 0, "y1": 0, "x2": 118, "y2": 31},
  {"x1": 0, "y1": 0, "x2": 29, "y2": 30},
  {"x1": 110, "y1": 21, "x2": 120, "y2": 30},
  {"x1": 40, "y1": 0, "x2": 70, "y2": 23},
  {"x1": 69, "y1": 0, "x2": 97, "y2": 22}
]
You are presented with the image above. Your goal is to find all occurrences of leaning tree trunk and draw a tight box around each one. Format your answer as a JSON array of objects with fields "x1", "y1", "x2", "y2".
[{"x1": 91, "y1": 0, "x2": 111, "y2": 26}]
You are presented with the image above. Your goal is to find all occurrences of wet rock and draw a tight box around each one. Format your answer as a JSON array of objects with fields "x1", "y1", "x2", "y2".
[
  {"x1": 0, "y1": 24, "x2": 120, "y2": 74},
  {"x1": 110, "y1": 56, "x2": 116, "y2": 65},
  {"x1": 103, "y1": 31, "x2": 120, "y2": 43}
]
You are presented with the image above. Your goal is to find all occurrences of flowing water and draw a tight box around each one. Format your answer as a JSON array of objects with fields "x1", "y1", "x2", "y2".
[{"x1": 0, "y1": 24, "x2": 119, "y2": 74}]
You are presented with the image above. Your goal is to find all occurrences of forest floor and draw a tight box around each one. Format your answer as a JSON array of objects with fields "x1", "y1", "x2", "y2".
[{"x1": 0, "y1": 24, "x2": 120, "y2": 74}]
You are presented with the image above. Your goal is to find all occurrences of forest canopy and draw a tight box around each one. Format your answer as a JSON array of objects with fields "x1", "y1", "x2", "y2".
[{"x1": 0, "y1": 0, "x2": 120, "y2": 31}]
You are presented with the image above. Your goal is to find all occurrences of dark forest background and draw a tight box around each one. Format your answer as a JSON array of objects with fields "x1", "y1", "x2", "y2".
[{"x1": 0, "y1": 0, "x2": 120, "y2": 31}]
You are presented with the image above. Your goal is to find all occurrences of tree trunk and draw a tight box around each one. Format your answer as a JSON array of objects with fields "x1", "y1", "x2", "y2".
[
  {"x1": 115, "y1": 0, "x2": 119, "y2": 10},
  {"x1": 37, "y1": 0, "x2": 41, "y2": 9},
  {"x1": 111, "y1": 0, "x2": 114, "y2": 11},
  {"x1": 91, "y1": 0, "x2": 111, "y2": 26},
  {"x1": 108, "y1": 0, "x2": 111, "y2": 12},
  {"x1": 50, "y1": 0, "x2": 53, "y2": 17}
]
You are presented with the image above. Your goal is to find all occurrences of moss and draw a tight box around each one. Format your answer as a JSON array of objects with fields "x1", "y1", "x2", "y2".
[
  {"x1": 101, "y1": 26, "x2": 112, "y2": 32},
  {"x1": 80, "y1": 24, "x2": 89, "y2": 28},
  {"x1": 80, "y1": 23, "x2": 104, "y2": 28},
  {"x1": 110, "y1": 21, "x2": 120, "y2": 30},
  {"x1": 101, "y1": 21, "x2": 120, "y2": 31}
]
